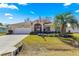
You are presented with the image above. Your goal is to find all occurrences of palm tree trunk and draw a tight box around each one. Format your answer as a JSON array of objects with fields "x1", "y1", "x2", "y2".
[{"x1": 61, "y1": 24, "x2": 66, "y2": 34}]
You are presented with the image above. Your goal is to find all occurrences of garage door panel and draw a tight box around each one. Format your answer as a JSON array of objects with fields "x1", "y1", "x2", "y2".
[{"x1": 13, "y1": 28, "x2": 31, "y2": 34}]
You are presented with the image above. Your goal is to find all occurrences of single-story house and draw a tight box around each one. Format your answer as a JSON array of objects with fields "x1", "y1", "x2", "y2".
[
  {"x1": 0, "y1": 26, "x2": 7, "y2": 33},
  {"x1": 66, "y1": 26, "x2": 79, "y2": 33},
  {"x1": 8, "y1": 18, "x2": 79, "y2": 34},
  {"x1": 8, "y1": 19, "x2": 55, "y2": 34}
]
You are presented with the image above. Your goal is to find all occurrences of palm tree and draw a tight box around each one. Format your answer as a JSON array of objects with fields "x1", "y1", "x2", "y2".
[{"x1": 54, "y1": 12, "x2": 79, "y2": 34}]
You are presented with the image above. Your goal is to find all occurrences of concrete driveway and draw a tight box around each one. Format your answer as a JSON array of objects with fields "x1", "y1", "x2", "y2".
[{"x1": 0, "y1": 34, "x2": 28, "y2": 55}]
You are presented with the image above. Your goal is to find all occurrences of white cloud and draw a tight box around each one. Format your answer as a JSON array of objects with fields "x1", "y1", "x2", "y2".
[
  {"x1": 5, "y1": 13, "x2": 13, "y2": 16},
  {"x1": 0, "y1": 3, "x2": 18, "y2": 10},
  {"x1": 64, "y1": 3, "x2": 72, "y2": 6},
  {"x1": 75, "y1": 10, "x2": 79, "y2": 13},
  {"x1": 8, "y1": 5, "x2": 18, "y2": 9},
  {"x1": 4, "y1": 13, "x2": 13, "y2": 19},
  {"x1": 9, "y1": 17, "x2": 13, "y2": 19}
]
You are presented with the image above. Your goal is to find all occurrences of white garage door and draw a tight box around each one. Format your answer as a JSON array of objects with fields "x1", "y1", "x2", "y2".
[{"x1": 13, "y1": 28, "x2": 31, "y2": 34}]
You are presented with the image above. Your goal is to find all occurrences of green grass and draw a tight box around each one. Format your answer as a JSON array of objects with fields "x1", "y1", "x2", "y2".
[
  {"x1": 70, "y1": 33, "x2": 79, "y2": 42},
  {"x1": 72, "y1": 33, "x2": 79, "y2": 36},
  {"x1": 19, "y1": 35, "x2": 79, "y2": 56},
  {"x1": 22, "y1": 35, "x2": 73, "y2": 49},
  {"x1": 0, "y1": 32, "x2": 6, "y2": 36}
]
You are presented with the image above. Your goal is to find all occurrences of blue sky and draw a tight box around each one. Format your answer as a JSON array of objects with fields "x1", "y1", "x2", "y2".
[{"x1": 0, "y1": 3, "x2": 79, "y2": 24}]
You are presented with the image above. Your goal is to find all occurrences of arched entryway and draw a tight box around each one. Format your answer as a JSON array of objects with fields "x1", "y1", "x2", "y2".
[{"x1": 34, "y1": 23, "x2": 42, "y2": 32}]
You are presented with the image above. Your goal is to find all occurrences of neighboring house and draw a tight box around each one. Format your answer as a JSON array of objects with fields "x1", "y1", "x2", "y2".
[
  {"x1": 8, "y1": 18, "x2": 79, "y2": 34},
  {"x1": 66, "y1": 27, "x2": 79, "y2": 33},
  {"x1": 0, "y1": 26, "x2": 7, "y2": 33}
]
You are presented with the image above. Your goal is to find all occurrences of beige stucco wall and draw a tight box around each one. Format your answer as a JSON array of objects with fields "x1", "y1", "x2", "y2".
[
  {"x1": 8, "y1": 20, "x2": 55, "y2": 32},
  {"x1": 8, "y1": 22, "x2": 32, "y2": 30}
]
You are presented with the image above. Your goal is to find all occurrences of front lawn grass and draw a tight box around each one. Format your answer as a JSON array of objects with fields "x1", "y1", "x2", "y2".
[
  {"x1": 0, "y1": 32, "x2": 6, "y2": 36},
  {"x1": 19, "y1": 35, "x2": 79, "y2": 56},
  {"x1": 22, "y1": 35, "x2": 73, "y2": 49},
  {"x1": 71, "y1": 33, "x2": 79, "y2": 42}
]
